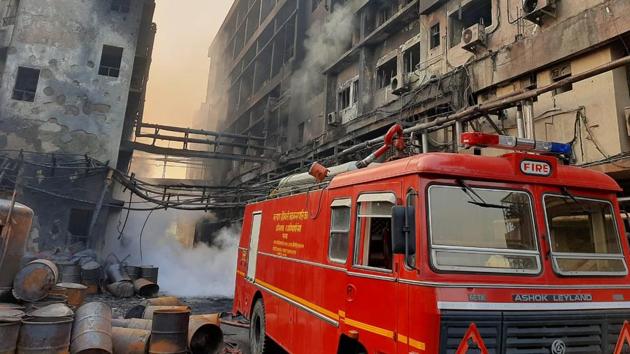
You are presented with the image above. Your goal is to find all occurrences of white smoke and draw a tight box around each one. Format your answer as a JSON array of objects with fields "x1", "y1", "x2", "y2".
[
  {"x1": 290, "y1": 4, "x2": 355, "y2": 107},
  {"x1": 103, "y1": 208, "x2": 241, "y2": 298}
]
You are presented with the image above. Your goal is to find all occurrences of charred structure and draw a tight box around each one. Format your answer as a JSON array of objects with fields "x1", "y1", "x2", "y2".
[
  {"x1": 202, "y1": 0, "x2": 630, "y2": 198},
  {"x1": 0, "y1": 0, "x2": 156, "y2": 252}
]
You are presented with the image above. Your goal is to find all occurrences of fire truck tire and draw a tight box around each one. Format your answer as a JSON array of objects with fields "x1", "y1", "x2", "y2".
[{"x1": 250, "y1": 299, "x2": 271, "y2": 354}]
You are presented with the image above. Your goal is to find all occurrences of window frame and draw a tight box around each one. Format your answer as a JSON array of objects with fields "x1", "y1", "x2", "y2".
[
  {"x1": 352, "y1": 192, "x2": 397, "y2": 273},
  {"x1": 430, "y1": 23, "x2": 441, "y2": 49},
  {"x1": 427, "y1": 184, "x2": 542, "y2": 275},
  {"x1": 12, "y1": 66, "x2": 40, "y2": 102},
  {"x1": 328, "y1": 198, "x2": 352, "y2": 264},
  {"x1": 543, "y1": 193, "x2": 628, "y2": 277},
  {"x1": 98, "y1": 45, "x2": 124, "y2": 78},
  {"x1": 404, "y1": 188, "x2": 418, "y2": 269}
]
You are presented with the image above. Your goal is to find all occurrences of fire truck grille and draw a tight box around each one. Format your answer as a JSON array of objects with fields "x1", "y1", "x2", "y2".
[{"x1": 439, "y1": 310, "x2": 630, "y2": 354}]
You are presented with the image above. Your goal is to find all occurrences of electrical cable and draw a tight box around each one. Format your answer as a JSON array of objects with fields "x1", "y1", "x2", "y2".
[{"x1": 139, "y1": 209, "x2": 154, "y2": 264}]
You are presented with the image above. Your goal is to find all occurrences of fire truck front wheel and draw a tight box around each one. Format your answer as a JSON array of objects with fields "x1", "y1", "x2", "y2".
[{"x1": 250, "y1": 299, "x2": 271, "y2": 354}]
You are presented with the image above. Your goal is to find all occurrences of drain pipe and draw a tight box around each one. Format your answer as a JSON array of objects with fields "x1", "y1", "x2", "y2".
[{"x1": 522, "y1": 99, "x2": 535, "y2": 140}]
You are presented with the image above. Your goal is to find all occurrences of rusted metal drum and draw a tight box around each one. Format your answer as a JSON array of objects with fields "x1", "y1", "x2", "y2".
[
  {"x1": 80, "y1": 262, "x2": 101, "y2": 294},
  {"x1": 24, "y1": 294, "x2": 68, "y2": 313},
  {"x1": 105, "y1": 281, "x2": 134, "y2": 298},
  {"x1": 13, "y1": 259, "x2": 59, "y2": 302},
  {"x1": 51, "y1": 283, "x2": 87, "y2": 309},
  {"x1": 188, "y1": 314, "x2": 224, "y2": 354},
  {"x1": 145, "y1": 297, "x2": 183, "y2": 307},
  {"x1": 140, "y1": 266, "x2": 158, "y2": 283},
  {"x1": 0, "y1": 318, "x2": 21, "y2": 354},
  {"x1": 148, "y1": 308, "x2": 190, "y2": 354},
  {"x1": 0, "y1": 303, "x2": 25, "y2": 311},
  {"x1": 0, "y1": 200, "x2": 33, "y2": 297},
  {"x1": 105, "y1": 263, "x2": 131, "y2": 283},
  {"x1": 0, "y1": 308, "x2": 25, "y2": 320},
  {"x1": 28, "y1": 303, "x2": 73, "y2": 318},
  {"x1": 133, "y1": 278, "x2": 159, "y2": 298},
  {"x1": 70, "y1": 302, "x2": 112, "y2": 354},
  {"x1": 56, "y1": 261, "x2": 81, "y2": 284},
  {"x1": 17, "y1": 316, "x2": 73, "y2": 354},
  {"x1": 112, "y1": 327, "x2": 150, "y2": 354},
  {"x1": 112, "y1": 318, "x2": 152, "y2": 331},
  {"x1": 142, "y1": 306, "x2": 190, "y2": 320},
  {"x1": 124, "y1": 266, "x2": 141, "y2": 280}
]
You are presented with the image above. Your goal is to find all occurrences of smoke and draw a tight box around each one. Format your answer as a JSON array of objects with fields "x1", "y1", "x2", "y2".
[
  {"x1": 290, "y1": 4, "x2": 356, "y2": 112},
  {"x1": 104, "y1": 208, "x2": 240, "y2": 298}
]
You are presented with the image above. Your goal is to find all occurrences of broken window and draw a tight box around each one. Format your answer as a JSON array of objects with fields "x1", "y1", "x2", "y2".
[
  {"x1": 68, "y1": 209, "x2": 93, "y2": 244},
  {"x1": 449, "y1": 0, "x2": 492, "y2": 47},
  {"x1": 376, "y1": 4, "x2": 394, "y2": 27},
  {"x1": 297, "y1": 122, "x2": 305, "y2": 144},
  {"x1": 12, "y1": 66, "x2": 40, "y2": 102},
  {"x1": 99, "y1": 45, "x2": 124, "y2": 78},
  {"x1": 430, "y1": 23, "x2": 440, "y2": 49},
  {"x1": 551, "y1": 63, "x2": 572, "y2": 96},
  {"x1": 111, "y1": 0, "x2": 130, "y2": 13},
  {"x1": 403, "y1": 42, "x2": 420, "y2": 73},
  {"x1": 377, "y1": 58, "x2": 397, "y2": 89},
  {"x1": 338, "y1": 86, "x2": 351, "y2": 110},
  {"x1": 352, "y1": 80, "x2": 359, "y2": 104}
]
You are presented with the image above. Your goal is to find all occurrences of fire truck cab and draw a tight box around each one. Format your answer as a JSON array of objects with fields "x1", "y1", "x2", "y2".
[{"x1": 233, "y1": 132, "x2": 630, "y2": 354}]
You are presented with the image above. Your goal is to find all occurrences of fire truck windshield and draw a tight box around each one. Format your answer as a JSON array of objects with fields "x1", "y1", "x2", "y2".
[
  {"x1": 544, "y1": 195, "x2": 628, "y2": 276},
  {"x1": 428, "y1": 185, "x2": 540, "y2": 274}
]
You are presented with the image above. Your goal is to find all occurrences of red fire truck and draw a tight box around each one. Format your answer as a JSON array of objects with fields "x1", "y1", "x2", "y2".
[{"x1": 233, "y1": 125, "x2": 630, "y2": 354}]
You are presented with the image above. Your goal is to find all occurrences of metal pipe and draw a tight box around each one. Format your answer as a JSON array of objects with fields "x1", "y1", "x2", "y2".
[
  {"x1": 516, "y1": 105, "x2": 525, "y2": 138},
  {"x1": 421, "y1": 133, "x2": 429, "y2": 153},
  {"x1": 522, "y1": 99, "x2": 535, "y2": 140},
  {"x1": 455, "y1": 121, "x2": 463, "y2": 148}
]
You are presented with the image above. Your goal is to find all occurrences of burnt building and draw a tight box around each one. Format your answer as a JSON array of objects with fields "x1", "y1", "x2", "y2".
[
  {"x1": 205, "y1": 0, "x2": 630, "y2": 191},
  {"x1": 0, "y1": 0, "x2": 156, "y2": 252}
]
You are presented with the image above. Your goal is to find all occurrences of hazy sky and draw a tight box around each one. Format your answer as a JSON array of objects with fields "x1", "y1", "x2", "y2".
[{"x1": 143, "y1": 0, "x2": 233, "y2": 127}]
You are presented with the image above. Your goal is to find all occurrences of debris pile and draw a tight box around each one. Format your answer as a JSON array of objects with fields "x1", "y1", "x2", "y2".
[
  {"x1": 0, "y1": 257, "x2": 228, "y2": 353},
  {"x1": 0, "y1": 296, "x2": 225, "y2": 353}
]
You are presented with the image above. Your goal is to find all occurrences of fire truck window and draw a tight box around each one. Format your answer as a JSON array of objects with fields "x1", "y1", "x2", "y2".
[
  {"x1": 545, "y1": 195, "x2": 627, "y2": 275},
  {"x1": 329, "y1": 204, "x2": 351, "y2": 263},
  {"x1": 354, "y1": 199, "x2": 395, "y2": 270},
  {"x1": 428, "y1": 185, "x2": 540, "y2": 274}
]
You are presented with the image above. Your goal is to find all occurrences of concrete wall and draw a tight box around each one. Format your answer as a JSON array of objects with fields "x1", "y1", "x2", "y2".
[{"x1": 0, "y1": 0, "x2": 147, "y2": 168}]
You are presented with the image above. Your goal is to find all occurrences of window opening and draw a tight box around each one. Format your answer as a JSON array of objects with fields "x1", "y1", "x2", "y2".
[
  {"x1": 12, "y1": 67, "x2": 40, "y2": 102},
  {"x1": 354, "y1": 195, "x2": 395, "y2": 270},
  {"x1": 448, "y1": 0, "x2": 492, "y2": 47},
  {"x1": 430, "y1": 23, "x2": 440, "y2": 49},
  {"x1": 377, "y1": 58, "x2": 397, "y2": 89},
  {"x1": 99, "y1": 45, "x2": 124, "y2": 78}
]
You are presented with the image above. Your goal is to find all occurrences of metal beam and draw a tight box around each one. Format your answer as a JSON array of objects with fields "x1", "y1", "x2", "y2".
[{"x1": 124, "y1": 141, "x2": 269, "y2": 163}]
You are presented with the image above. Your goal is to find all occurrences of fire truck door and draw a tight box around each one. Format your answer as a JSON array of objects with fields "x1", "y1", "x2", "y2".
[
  {"x1": 345, "y1": 191, "x2": 399, "y2": 353},
  {"x1": 246, "y1": 212, "x2": 262, "y2": 281}
]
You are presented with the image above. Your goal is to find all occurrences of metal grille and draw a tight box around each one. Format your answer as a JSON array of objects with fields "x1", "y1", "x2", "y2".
[{"x1": 440, "y1": 310, "x2": 630, "y2": 354}]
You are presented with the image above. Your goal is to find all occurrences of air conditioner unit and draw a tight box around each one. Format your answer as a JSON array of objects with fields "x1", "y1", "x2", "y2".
[
  {"x1": 461, "y1": 23, "x2": 487, "y2": 53},
  {"x1": 522, "y1": 0, "x2": 557, "y2": 25},
  {"x1": 391, "y1": 73, "x2": 410, "y2": 96},
  {"x1": 327, "y1": 112, "x2": 341, "y2": 126}
]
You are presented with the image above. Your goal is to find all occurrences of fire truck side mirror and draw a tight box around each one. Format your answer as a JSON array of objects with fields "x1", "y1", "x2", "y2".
[{"x1": 392, "y1": 206, "x2": 416, "y2": 256}]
